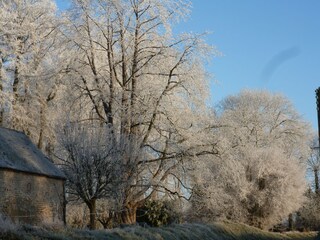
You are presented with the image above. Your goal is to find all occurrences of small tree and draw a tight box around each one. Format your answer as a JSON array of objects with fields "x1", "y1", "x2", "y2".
[
  {"x1": 56, "y1": 123, "x2": 120, "y2": 230},
  {"x1": 307, "y1": 139, "x2": 320, "y2": 194},
  {"x1": 296, "y1": 138, "x2": 320, "y2": 231},
  {"x1": 296, "y1": 190, "x2": 320, "y2": 231}
]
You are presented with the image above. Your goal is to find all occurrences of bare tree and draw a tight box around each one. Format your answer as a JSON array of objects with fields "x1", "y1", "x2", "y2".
[
  {"x1": 59, "y1": 0, "x2": 216, "y2": 224},
  {"x1": 293, "y1": 137, "x2": 320, "y2": 231},
  {"x1": 307, "y1": 137, "x2": 320, "y2": 193},
  {"x1": 56, "y1": 123, "x2": 121, "y2": 230}
]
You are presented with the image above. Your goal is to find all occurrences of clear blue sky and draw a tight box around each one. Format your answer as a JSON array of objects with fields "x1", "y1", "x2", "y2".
[{"x1": 55, "y1": 0, "x2": 320, "y2": 131}]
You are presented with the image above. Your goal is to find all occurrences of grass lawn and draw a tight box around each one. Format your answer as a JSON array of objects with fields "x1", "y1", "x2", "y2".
[{"x1": 0, "y1": 221, "x2": 319, "y2": 240}]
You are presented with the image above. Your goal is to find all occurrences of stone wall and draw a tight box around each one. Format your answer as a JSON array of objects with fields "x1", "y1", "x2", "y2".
[{"x1": 0, "y1": 169, "x2": 65, "y2": 225}]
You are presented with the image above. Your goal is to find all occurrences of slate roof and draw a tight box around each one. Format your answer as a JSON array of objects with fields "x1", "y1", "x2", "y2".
[{"x1": 0, "y1": 127, "x2": 65, "y2": 180}]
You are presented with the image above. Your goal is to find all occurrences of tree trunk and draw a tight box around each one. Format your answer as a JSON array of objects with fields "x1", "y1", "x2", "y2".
[
  {"x1": 87, "y1": 199, "x2": 97, "y2": 230},
  {"x1": 0, "y1": 57, "x2": 3, "y2": 126},
  {"x1": 38, "y1": 104, "x2": 46, "y2": 150},
  {"x1": 121, "y1": 205, "x2": 137, "y2": 225},
  {"x1": 314, "y1": 169, "x2": 319, "y2": 194},
  {"x1": 288, "y1": 213, "x2": 293, "y2": 231}
]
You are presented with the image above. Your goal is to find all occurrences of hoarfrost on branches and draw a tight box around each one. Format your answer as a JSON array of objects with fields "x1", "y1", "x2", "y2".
[
  {"x1": 57, "y1": 0, "x2": 217, "y2": 226},
  {"x1": 191, "y1": 90, "x2": 312, "y2": 229}
]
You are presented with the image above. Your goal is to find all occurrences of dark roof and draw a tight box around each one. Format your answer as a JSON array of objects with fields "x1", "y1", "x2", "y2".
[{"x1": 0, "y1": 127, "x2": 65, "y2": 180}]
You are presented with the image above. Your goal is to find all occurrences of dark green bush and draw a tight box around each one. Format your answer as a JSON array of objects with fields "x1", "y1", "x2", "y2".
[{"x1": 137, "y1": 200, "x2": 181, "y2": 227}]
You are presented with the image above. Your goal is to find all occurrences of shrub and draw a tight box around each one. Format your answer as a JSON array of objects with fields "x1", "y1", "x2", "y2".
[
  {"x1": 137, "y1": 200, "x2": 182, "y2": 227},
  {"x1": 296, "y1": 192, "x2": 320, "y2": 231}
]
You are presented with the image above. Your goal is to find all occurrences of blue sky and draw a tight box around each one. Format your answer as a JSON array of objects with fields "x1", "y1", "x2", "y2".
[{"x1": 55, "y1": 0, "x2": 320, "y2": 131}]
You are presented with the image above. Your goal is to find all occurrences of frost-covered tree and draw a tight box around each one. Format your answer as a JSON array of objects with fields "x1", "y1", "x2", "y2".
[
  {"x1": 307, "y1": 137, "x2": 320, "y2": 193},
  {"x1": 59, "y1": 0, "x2": 216, "y2": 224},
  {"x1": 296, "y1": 138, "x2": 320, "y2": 231},
  {"x1": 0, "y1": 0, "x2": 60, "y2": 148},
  {"x1": 296, "y1": 189, "x2": 320, "y2": 231},
  {"x1": 57, "y1": 123, "x2": 121, "y2": 230},
  {"x1": 192, "y1": 90, "x2": 311, "y2": 229}
]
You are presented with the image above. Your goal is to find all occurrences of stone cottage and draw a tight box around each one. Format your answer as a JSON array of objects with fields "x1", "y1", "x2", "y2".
[{"x1": 0, "y1": 127, "x2": 66, "y2": 225}]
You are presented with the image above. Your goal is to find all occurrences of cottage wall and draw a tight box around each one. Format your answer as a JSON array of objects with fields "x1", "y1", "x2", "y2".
[{"x1": 0, "y1": 169, "x2": 65, "y2": 225}]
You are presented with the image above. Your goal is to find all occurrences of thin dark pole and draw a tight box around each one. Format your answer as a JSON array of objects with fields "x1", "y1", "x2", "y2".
[
  {"x1": 316, "y1": 87, "x2": 320, "y2": 148},
  {"x1": 314, "y1": 88, "x2": 320, "y2": 194}
]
